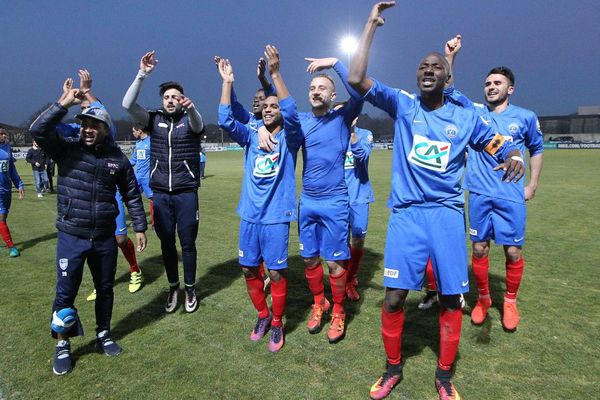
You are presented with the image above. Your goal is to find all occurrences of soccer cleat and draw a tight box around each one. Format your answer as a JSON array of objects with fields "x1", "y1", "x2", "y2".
[
  {"x1": 418, "y1": 291, "x2": 438, "y2": 310},
  {"x1": 268, "y1": 325, "x2": 284, "y2": 352},
  {"x1": 184, "y1": 286, "x2": 198, "y2": 313},
  {"x1": 471, "y1": 296, "x2": 492, "y2": 325},
  {"x1": 250, "y1": 314, "x2": 272, "y2": 342},
  {"x1": 307, "y1": 298, "x2": 331, "y2": 334},
  {"x1": 128, "y1": 271, "x2": 143, "y2": 293},
  {"x1": 327, "y1": 312, "x2": 346, "y2": 343},
  {"x1": 8, "y1": 247, "x2": 20, "y2": 257},
  {"x1": 53, "y1": 339, "x2": 73, "y2": 376},
  {"x1": 369, "y1": 363, "x2": 403, "y2": 399},
  {"x1": 435, "y1": 377, "x2": 462, "y2": 400},
  {"x1": 165, "y1": 286, "x2": 179, "y2": 313},
  {"x1": 503, "y1": 298, "x2": 520, "y2": 331},
  {"x1": 96, "y1": 330, "x2": 122, "y2": 357},
  {"x1": 86, "y1": 289, "x2": 97, "y2": 302},
  {"x1": 345, "y1": 277, "x2": 360, "y2": 301}
]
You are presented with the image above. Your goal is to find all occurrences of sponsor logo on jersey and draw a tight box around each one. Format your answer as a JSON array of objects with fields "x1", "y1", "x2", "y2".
[
  {"x1": 508, "y1": 122, "x2": 520, "y2": 134},
  {"x1": 469, "y1": 228, "x2": 478, "y2": 236},
  {"x1": 137, "y1": 149, "x2": 147, "y2": 160},
  {"x1": 344, "y1": 151, "x2": 355, "y2": 169},
  {"x1": 408, "y1": 135, "x2": 451, "y2": 172},
  {"x1": 445, "y1": 124, "x2": 458, "y2": 139},
  {"x1": 59, "y1": 258, "x2": 69, "y2": 270},
  {"x1": 333, "y1": 251, "x2": 344, "y2": 257},
  {"x1": 0, "y1": 160, "x2": 8, "y2": 172},
  {"x1": 253, "y1": 153, "x2": 280, "y2": 178},
  {"x1": 384, "y1": 268, "x2": 399, "y2": 279}
]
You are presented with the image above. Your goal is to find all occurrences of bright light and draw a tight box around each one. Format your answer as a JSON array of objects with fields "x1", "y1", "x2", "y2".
[{"x1": 340, "y1": 36, "x2": 358, "y2": 54}]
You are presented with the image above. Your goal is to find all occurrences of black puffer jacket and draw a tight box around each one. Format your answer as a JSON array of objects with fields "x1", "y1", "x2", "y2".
[
  {"x1": 30, "y1": 103, "x2": 147, "y2": 238},
  {"x1": 146, "y1": 110, "x2": 201, "y2": 192}
]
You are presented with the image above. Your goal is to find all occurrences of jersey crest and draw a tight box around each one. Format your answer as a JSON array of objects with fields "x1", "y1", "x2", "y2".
[
  {"x1": 344, "y1": 151, "x2": 355, "y2": 169},
  {"x1": 253, "y1": 153, "x2": 280, "y2": 178},
  {"x1": 0, "y1": 160, "x2": 8, "y2": 172},
  {"x1": 136, "y1": 149, "x2": 147, "y2": 160},
  {"x1": 408, "y1": 135, "x2": 451, "y2": 172}
]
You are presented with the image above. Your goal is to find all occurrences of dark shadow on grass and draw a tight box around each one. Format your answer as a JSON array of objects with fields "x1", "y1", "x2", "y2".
[
  {"x1": 196, "y1": 257, "x2": 243, "y2": 300},
  {"x1": 14, "y1": 231, "x2": 57, "y2": 251}
]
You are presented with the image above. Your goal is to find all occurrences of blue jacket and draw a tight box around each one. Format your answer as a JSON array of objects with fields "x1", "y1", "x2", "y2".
[
  {"x1": 146, "y1": 110, "x2": 202, "y2": 192},
  {"x1": 30, "y1": 103, "x2": 147, "y2": 238}
]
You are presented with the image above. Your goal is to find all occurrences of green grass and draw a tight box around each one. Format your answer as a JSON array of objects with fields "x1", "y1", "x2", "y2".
[{"x1": 0, "y1": 149, "x2": 598, "y2": 399}]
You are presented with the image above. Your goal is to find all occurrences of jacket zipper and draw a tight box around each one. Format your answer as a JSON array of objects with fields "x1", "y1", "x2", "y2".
[
  {"x1": 90, "y1": 156, "x2": 100, "y2": 239},
  {"x1": 168, "y1": 120, "x2": 173, "y2": 191}
]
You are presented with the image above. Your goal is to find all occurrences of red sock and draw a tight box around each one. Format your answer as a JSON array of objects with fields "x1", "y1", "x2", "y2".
[
  {"x1": 438, "y1": 307, "x2": 462, "y2": 371},
  {"x1": 118, "y1": 238, "x2": 140, "y2": 273},
  {"x1": 472, "y1": 256, "x2": 490, "y2": 297},
  {"x1": 270, "y1": 276, "x2": 287, "y2": 327},
  {"x1": 505, "y1": 258, "x2": 524, "y2": 300},
  {"x1": 382, "y1": 306, "x2": 404, "y2": 366},
  {"x1": 349, "y1": 246, "x2": 364, "y2": 281},
  {"x1": 0, "y1": 221, "x2": 14, "y2": 248},
  {"x1": 245, "y1": 275, "x2": 269, "y2": 318},
  {"x1": 329, "y1": 268, "x2": 347, "y2": 314},
  {"x1": 425, "y1": 258, "x2": 437, "y2": 291},
  {"x1": 149, "y1": 200, "x2": 154, "y2": 226},
  {"x1": 305, "y1": 263, "x2": 325, "y2": 305}
]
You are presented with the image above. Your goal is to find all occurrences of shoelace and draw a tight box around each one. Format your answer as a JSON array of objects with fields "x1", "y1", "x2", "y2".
[
  {"x1": 437, "y1": 379, "x2": 455, "y2": 397},
  {"x1": 130, "y1": 274, "x2": 142, "y2": 284}
]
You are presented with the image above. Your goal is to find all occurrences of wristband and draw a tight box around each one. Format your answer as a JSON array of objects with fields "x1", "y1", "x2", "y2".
[{"x1": 510, "y1": 156, "x2": 524, "y2": 163}]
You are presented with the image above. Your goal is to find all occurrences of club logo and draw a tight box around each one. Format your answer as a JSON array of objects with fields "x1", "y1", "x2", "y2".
[
  {"x1": 59, "y1": 258, "x2": 69, "y2": 271},
  {"x1": 137, "y1": 149, "x2": 146, "y2": 160},
  {"x1": 408, "y1": 135, "x2": 451, "y2": 172},
  {"x1": 445, "y1": 124, "x2": 458, "y2": 139},
  {"x1": 344, "y1": 151, "x2": 355, "y2": 169},
  {"x1": 508, "y1": 123, "x2": 519, "y2": 134},
  {"x1": 253, "y1": 153, "x2": 280, "y2": 178},
  {"x1": 0, "y1": 160, "x2": 8, "y2": 172}
]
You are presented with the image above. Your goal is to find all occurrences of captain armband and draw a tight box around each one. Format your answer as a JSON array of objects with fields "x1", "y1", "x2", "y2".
[{"x1": 484, "y1": 133, "x2": 506, "y2": 156}]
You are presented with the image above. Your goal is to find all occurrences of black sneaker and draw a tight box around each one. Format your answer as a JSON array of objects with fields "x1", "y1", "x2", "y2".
[
  {"x1": 96, "y1": 330, "x2": 122, "y2": 357},
  {"x1": 53, "y1": 339, "x2": 72, "y2": 375},
  {"x1": 184, "y1": 286, "x2": 198, "y2": 313},
  {"x1": 165, "y1": 285, "x2": 179, "y2": 313}
]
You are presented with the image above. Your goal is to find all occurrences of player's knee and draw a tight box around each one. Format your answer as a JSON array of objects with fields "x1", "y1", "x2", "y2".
[
  {"x1": 241, "y1": 267, "x2": 260, "y2": 279},
  {"x1": 384, "y1": 288, "x2": 408, "y2": 312},
  {"x1": 472, "y1": 242, "x2": 490, "y2": 259},
  {"x1": 352, "y1": 237, "x2": 365, "y2": 250},
  {"x1": 115, "y1": 235, "x2": 128, "y2": 246},
  {"x1": 0, "y1": 214, "x2": 6, "y2": 222},
  {"x1": 303, "y1": 257, "x2": 320, "y2": 268},
  {"x1": 326, "y1": 261, "x2": 344, "y2": 276},
  {"x1": 439, "y1": 294, "x2": 463, "y2": 311},
  {"x1": 268, "y1": 269, "x2": 284, "y2": 282},
  {"x1": 505, "y1": 246, "x2": 522, "y2": 263}
]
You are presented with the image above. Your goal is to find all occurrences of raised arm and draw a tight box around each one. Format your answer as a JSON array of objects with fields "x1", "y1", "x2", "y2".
[
  {"x1": 265, "y1": 45, "x2": 289, "y2": 100},
  {"x1": 257, "y1": 57, "x2": 275, "y2": 96},
  {"x1": 304, "y1": 57, "x2": 361, "y2": 99},
  {"x1": 444, "y1": 34, "x2": 462, "y2": 88},
  {"x1": 218, "y1": 59, "x2": 251, "y2": 147},
  {"x1": 122, "y1": 51, "x2": 157, "y2": 126},
  {"x1": 348, "y1": 1, "x2": 396, "y2": 94}
]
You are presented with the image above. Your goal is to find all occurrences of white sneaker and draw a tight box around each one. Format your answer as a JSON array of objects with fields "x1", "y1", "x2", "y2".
[{"x1": 37, "y1": 193, "x2": 43, "y2": 198}]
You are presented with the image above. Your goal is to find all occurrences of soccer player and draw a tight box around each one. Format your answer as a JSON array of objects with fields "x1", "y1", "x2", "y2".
[
  {"x1": 343, "y1": 116, "x2": 375, "y2": 301},
  {"x1": 30, "y1": 87, "x2": 147, "y2": 376},
  {"x1": 123, "y1": 51, "x2": 205, "y2": 313},
  {"x1": 130, "y1": 124, "x2": 154, "y2": 227},
  {"x1": 0, "y1": 128, "x2": 24, "y2": 257},
  {"x1": 444, "y1": 35, "x2": 544, "y2": 331},
  {"x1": 25, "y1": 140, "x2": 48, "y2": 198},
  {"x1": 218, "y1": 45, "x2": 302, "y2": 352},
  {"x1": 348, "y1": 2, "x2": 525, "y2": 399}
]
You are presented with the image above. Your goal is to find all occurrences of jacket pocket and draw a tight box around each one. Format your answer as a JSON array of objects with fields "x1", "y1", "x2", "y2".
[
  {"x1": 61, "y1": 198, "x2": 73, "y2": 221},
  {"x1": 183, "y1": 160, "x2": 195, "y2": 179},
  {"x1": 150, "y1": 160, "x2": 159, "y2": 178}
]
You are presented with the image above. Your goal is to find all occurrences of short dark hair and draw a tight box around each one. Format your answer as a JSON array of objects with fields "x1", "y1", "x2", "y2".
[
  {"x1": 311, "y1": 73, "x2": 336, "y2": 90},
  {"x1": 159, "y1": 81, "x2": 184, "y2": 96},
  {"x1": 487, "y1": 66, "x2": 515, "y2": 85}
]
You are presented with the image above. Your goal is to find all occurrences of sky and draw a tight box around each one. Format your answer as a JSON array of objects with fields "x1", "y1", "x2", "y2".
[{"x1": 1, "y1": 0, "x2": 599, "y2": 127}]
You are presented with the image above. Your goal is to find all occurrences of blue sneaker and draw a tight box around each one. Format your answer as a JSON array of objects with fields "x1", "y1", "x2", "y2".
[
  {"x1": 53, "y1": 340, "x2": 72, "y2": 375},
  {"x1": 8, "y1": 247, "x2": 20, "y2": 257},
  {"x1": 95, "y1": 330, "x2": 122, "y2": 356},
  {"x1": 250, "y1": 314, "x2": 272, "y2": 342}
]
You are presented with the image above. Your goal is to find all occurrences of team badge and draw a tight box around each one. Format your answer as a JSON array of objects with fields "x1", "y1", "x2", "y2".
[
  {"x1": 59, "y1": 258, "x2": 69, "y2": 271},
  {"x1": 344, "y1": 151, "x2": 355, "y2": 169},
  {"x1": 445, "y1": 124, "x2": 458, "y2": 139},
  {"x1": 137, "y1": 149, "x2": 146, "y2": 160},
  {"x1": 408, "y1": 135, "x2": 451, "y2": 172},
  {"x1": 253, "y1": 153, "x2": 280, "y2": 178},
  {"x1": 0, "y1": 160, "x2": 8, "y2": 172},
  {"x1": 508, "y1": 123, "x2": 519, "y2": 134}
]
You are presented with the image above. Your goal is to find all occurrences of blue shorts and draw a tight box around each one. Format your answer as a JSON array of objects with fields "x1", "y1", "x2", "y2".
[
  {"x1": 349, "y1": 203, "x2": 370, "y2": 239},
  {"x1": 298, "y1": 194, "x2": 349, "y2": 261},
  {"x1": 0, "y1": 192, "x2": 11, "y2": 215},
  {"x1": 468, "y1": 192, "x2": 526, "y2": 246},
  {"x1": 137, "y1": 177, "x2": 153, "y2": 200},
  {"x1": 384, "y1": 205, "x2": 469, "y2": 295},
  {"x1": 114, "y1": 192, "x2": 128, "y2": 236},
  {"x1": 238, "y1": 220, "x2": 290, "y2": 270}
]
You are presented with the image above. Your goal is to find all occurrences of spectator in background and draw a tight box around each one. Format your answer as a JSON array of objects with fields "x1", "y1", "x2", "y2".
[
  {"x1": 130, "y1": 124, "x2": 154, "y2": 226},
  {"x1": 199, "y1": 149, "x2": 206, "y2": 179},
  {"x1": 25, "y1": 140, "x2": 48, "y2": 198}
]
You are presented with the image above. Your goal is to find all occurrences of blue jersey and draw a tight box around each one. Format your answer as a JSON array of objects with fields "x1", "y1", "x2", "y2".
[
  {"x1": 445, "y1": 87, "x2": 544, "y2": 204},
  {"x1": 300, "y1": 61, "x2": 363, "y2": 197},
  {"x1": 0, "y1": 143, "x2": 23, "y2": 194},
  {"x1": 344, "y1": 127, "x2": 375, "y2": 205},
  {"x1": 219, "y1": 96, "x2": 302, "y2": 224},
  {"x1": 230, "y1": 85, "x2": 275, "y2": 130},
  {"x1": 365, "y1": 79, "x2": 517, "y2": 211},
  {"x1": 130, "y1": 136, "x2": 151, "y2": 180}
]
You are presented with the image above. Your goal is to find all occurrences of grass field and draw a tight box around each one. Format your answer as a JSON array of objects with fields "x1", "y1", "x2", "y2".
[{"x1": 0, "y1": 149, "x2": 598, "y2": 400}]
